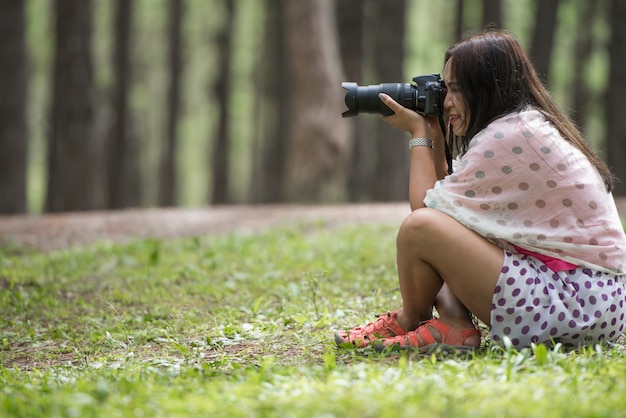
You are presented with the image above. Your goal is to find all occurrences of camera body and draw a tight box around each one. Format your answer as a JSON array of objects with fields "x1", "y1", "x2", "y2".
[{"x1": 341, "y1": 73, "x2": 445, "y2": 118}]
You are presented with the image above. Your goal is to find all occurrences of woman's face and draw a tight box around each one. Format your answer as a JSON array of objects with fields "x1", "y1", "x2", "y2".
[{"x1": 443, "y1": 59, "x2": 469, "y2": 136}]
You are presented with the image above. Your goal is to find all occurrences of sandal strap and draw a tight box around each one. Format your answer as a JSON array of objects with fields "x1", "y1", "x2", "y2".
[
  {"x1": 380, "y1": 318, "x2": 480, "y2": 350},
  {"x1": 397, "y1": 322, "x2": 437, "y2": 347},
  {"x1": 337, "y1": 311, "x2": 407, "y2": 347},
  {"x1": 364, "y1": 312, "x2": 405, "y2": 335},
  {"x1": 358, "y1": 311, "x2": 404, "y2": 336},
  {"x1": 414, "y1": 321, "x2": 439, "y2": 345}
]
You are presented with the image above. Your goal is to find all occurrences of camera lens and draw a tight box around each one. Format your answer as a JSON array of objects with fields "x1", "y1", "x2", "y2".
[{"x1": 341, "y1": 82, "x2": 415, "y2": 118}]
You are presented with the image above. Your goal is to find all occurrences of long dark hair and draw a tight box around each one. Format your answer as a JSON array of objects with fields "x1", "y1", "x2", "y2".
[{"x1": 444, "y1": 30, "x2": 614, "y2": 192}]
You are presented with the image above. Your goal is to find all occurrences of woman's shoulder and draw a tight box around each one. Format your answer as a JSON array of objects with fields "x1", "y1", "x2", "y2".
[
  {"x1": 472, "y1": 108, "x2": 554, "y2": 145},
  {"x1": 489, "y1": 107, "x2": 547, "y2": 130}
]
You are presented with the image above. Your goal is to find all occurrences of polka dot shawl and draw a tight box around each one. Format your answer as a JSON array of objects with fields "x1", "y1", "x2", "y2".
[{"x1": 424, "y1": 108, "x2": 626, "y2": 274}]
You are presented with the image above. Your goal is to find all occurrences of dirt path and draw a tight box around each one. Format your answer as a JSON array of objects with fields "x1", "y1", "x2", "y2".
[
  {"x1": 0, "y1": 203, "x2": 411, "y2": 252},
  {"x1": 2, "y1": 198, "x2": 626, "y2": 252}
]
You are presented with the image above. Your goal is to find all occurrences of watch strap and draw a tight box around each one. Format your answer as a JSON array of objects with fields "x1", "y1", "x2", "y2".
[{"x1": 408, "y1": 137, "x2": 433, "y2": 149}]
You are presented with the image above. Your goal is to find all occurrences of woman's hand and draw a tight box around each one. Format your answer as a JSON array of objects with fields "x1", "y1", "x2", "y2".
[{"x1": 378, "y1": 93, "x2": 432, "y2": 139}]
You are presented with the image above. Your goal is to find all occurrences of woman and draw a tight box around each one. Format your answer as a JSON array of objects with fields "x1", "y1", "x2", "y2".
[{"x1": 335, "y1": 30, "x2": 626, "y2": 351}]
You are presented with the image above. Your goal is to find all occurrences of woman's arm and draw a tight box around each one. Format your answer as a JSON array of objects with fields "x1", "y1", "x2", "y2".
[
  {"x1": 378, "y1": 93, "x2": 444, "y2": 210},
  {"x1": 431, "y1": 119, "x2": 448, "y2": 180}
]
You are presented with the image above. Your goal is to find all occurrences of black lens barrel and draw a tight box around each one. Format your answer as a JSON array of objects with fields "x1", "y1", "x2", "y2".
[{"x1": 341, "y1": 82, "x2": 416, "y2": 118}]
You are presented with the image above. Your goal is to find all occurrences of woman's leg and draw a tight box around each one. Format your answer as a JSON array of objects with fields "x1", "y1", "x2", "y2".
[
  {"x1": 393, "y1": 208, "x2": 504, "y2": 332},
  {"x1": 435, "y1": 284, "x2": 475, "y2": 329}
]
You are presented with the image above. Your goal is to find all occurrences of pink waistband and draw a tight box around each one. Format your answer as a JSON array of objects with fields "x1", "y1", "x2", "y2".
[{"x1": 512, "y1": 245, "x2": 578, "y2": 272}]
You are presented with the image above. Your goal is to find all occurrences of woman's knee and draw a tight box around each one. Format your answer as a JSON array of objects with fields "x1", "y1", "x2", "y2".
[{"x1": 397, "y1": 208, "x2": 450, "y2": 246}]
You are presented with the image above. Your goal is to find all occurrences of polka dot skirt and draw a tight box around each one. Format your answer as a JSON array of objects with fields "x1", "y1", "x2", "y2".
[{"x1": 490, "y1": 251, "x2": 626, "y2": 349}]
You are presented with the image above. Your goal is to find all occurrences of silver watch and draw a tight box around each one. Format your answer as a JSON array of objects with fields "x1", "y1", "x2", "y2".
[{"x1": 408, "y1": 137, "x2": 433, "y2": 149}]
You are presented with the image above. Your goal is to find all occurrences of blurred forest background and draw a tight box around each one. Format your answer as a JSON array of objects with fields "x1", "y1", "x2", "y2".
[{"x1": 1, "y1": 0, "x2": 625, "y2": 215}]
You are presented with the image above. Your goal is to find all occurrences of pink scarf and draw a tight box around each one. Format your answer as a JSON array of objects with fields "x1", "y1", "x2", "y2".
[{"x1": 424, "y1": 109, "x2": 626, "y2": 274}]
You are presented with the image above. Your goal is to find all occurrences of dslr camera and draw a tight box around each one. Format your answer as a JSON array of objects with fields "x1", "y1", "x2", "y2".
[{"x1": 341, "y1": 74, "x2": 445, "y2": 118}]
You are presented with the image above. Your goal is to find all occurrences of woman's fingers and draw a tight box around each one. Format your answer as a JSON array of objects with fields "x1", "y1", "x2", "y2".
[
  {"x1": 379, "y1": 92, "x2": 428, "y2": 136},
  {"x1": 378, "y1": 93, "x2": 401, "y2": 112}
]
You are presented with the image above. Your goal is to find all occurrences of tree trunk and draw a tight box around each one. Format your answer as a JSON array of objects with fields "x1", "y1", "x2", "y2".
[
  {"x1": 211, "y1": 0, "x2": 235, "y2": 204},
  {"x1": 46, "y1": 0, "x2": 96, "y2": 212},
  {"x1": 282, "y1": 0, "x2": 352, "y2": 202},
  {"x1": 606, "y1": 0, "x2": 626, "y2": 195},
  {"x1": 106, "y1": 0, "x2": 139, "y2": 209},
  {"x1": 159, "y1": 0, "x2": 185, "y2": 207},
  {"x1": 336, "y1": 0, "x2": 368, "y2": 201},
  {"x1": 455, "y1": 0, "x2": 465, "y2": 40},
  {"x1": 482, "y1": 0, "x2": 503, "y2": 29},
  {"x1": 372, "y1": 0, "x2": 408, "y2": 201},
  {"x1": 570, "y1": 0, "x2": 598, "y2": 131},
  {"x1": 0, "y1": 1, "x2": 28, "y2": 214},
  {"x1": 529, "y1": 0, "x2": 560, "y2": 85},
  {"x1": 249, "y1": 0, "x2": 288, "y2": 203}
]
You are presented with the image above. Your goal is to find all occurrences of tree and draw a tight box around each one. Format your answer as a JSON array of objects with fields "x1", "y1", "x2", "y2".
[
  {"x1": 46, "y1": 0, "x2": 97, "y2": 212},
  {"x1": 606, "y1": 0, "x2": 626, "y2": 195},
  {"x1": 336, "y1": 0, "x2": 368, "y2": 201},
  {"x1": 570, "y1": 0, "x2": 598, "y2": 131},
  {"x1": 282, "y1": 0, "x2": 352, "y2": 202},
  {"x1": 482, "y1": 0, "x2": 503, "y2": 29},
  {"x1": 249, "y1": 0, "x2": 289, "y2": 203},
  {"x1": 106, "y1": 0, "x2": 141, "y2": 209},
  {"x1": 455, "y1": 0, "x2": 465, "y2": 40},
  {"x1": 0, "y1": 1, "x2": 28, "y2": 214},
  {"x1": 529, "y1": 0, "x2": 560, "y2": 85},
  {"x1": 211, "y1": 0, "x2": 235, "y2": 204},
  {"x1": 159, "y1": 0, "x2": 185, "y2": 207},
  {"x1": 371, "y1": 0, "x2": 409, "y2": 201}
]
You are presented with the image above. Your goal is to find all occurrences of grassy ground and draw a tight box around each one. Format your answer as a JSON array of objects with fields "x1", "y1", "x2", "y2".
[{"x1": 2, "y1": 221, "x2": 626, "y2": 417}]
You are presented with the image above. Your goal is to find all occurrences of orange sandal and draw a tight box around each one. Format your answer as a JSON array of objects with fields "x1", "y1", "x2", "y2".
[
  {"x1": 373, "y1": 318, "x2": 481, "y2": 353},
  {"x1": 335, "y1": 311, "x2": 408, "y2": 348}
]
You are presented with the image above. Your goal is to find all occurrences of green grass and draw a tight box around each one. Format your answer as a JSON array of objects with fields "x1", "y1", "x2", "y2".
[{"x1": 2, "y1": 222, "x2": 626, "y2": 417}]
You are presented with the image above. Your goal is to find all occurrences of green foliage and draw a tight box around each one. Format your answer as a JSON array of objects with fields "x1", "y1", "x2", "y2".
[{"x1": 2, "y1": 223, "x2": 626, "y2": 417}]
